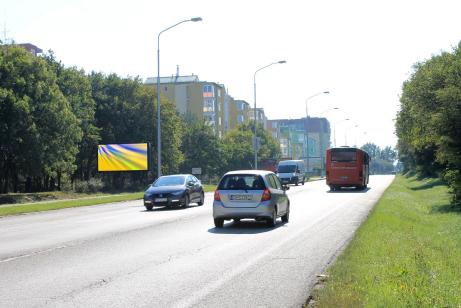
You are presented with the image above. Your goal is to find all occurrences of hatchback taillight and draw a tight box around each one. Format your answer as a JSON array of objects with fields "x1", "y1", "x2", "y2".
[
  {"x1": 261, "y1": 189, "x2": 271, "y2": 201},
  {"x1": 214, "y1": 190, "x2": 221, "y2": 201}
]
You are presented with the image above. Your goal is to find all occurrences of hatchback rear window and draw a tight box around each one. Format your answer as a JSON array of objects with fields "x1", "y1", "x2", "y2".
[{"x1": 218, "y1": 174, "x2": 266, "y2": 190}]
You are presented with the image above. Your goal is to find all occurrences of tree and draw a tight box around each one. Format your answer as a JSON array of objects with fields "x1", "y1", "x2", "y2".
[
  {"x1": 0, "y1": 46, "x2": 81, "y2": 192},
  {"x1": 222, "y1": 122, "x2": 281, "y2": 171},
  {"x1": 180, "y1": 115, "x2": 224, "y2": 180},
  {"x1": 91, "y1": 73, "x2": 184, "y2": 188},
  {"x1": 44, "y1": 52, "x2": 101, "y2": 183},
  {"x1": 396, "y1": 41, "x2": 461, "y2": 206},
  {"x1": 361, "y1": 143, "x2": 396, "y2": 175}
]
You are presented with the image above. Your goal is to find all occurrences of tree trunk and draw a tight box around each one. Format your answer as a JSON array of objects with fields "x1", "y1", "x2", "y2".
[{"x1": 57, "y1": 171, "x2": 61, "y2": 191}]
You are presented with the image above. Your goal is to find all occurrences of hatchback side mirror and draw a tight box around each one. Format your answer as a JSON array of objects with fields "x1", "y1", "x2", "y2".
[{"x1": 282, "y1": 185, "x2": 290, "y2": 191}]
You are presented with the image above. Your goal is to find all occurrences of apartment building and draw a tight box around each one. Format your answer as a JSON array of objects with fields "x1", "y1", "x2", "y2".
[
  {"x1": 235, "y1": 100, "x2": 250, "y2": 125},
  {"x1": 146, "y1": 74, "x2": 229, "y2": 136},
  {"x1": 248, "y1": 107, "x2": 268, "y2": 129},
  {"x1": 267, "y1": 117, "x2": 331, "y2": 174},
  {"x1": 18, "y1": 43, "x2": 42, "y2": 56}
]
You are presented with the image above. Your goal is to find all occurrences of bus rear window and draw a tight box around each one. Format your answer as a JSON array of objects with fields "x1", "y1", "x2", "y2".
[{"x1": 331, "y1": 151, "x2": 357, "y2": 162}]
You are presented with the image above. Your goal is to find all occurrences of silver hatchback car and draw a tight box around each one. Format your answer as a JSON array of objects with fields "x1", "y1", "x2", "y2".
[{"x1": 213, "y1": 170, "x2": 290, "y2": 228}]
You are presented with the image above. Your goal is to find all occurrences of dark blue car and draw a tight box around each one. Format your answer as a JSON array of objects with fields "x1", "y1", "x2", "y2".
[{"x1": 143, "y1": 174, "x2": 204, "y2": 211}]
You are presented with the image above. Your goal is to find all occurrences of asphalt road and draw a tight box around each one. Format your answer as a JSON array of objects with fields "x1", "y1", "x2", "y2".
[{"x1": 0, "y1": 175, "x2": 394, "y2": 308}]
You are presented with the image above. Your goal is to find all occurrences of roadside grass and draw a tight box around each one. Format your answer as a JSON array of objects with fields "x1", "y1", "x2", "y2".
[
  {"x1": 0, "y1": 191, "x2": 119, "y2": 205},
  {"x1": 0, "y1": 185, "x2": 217, "y2": 217},
  {"x1": 312, "y1": 175, "x2": 461, "y2": 307},
  {"x1": 203, "y1": 184, "x2": 217, "y2": 192},
  {"x1": 0, "y1": 192, "x2": 144, "y2": 216}
]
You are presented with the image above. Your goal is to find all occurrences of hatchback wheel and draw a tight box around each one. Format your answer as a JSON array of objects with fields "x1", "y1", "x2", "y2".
[
  {"x1": 214, "y1": 218, "x2": 224, "y2": 228},
  {"x1": 145, "y1": 204, "x2": 153, "y2": 211},
  {"x1": 282, "y1": 206, "x2": 290, "y2": 223},
  {"x1": 266, "y1": 209, "x2": 277, "y2": 227}
]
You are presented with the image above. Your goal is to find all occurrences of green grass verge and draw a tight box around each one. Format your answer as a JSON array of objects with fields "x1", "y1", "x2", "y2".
[
  {"x1": 203, "y1": 184, "x2": 217, "y2": 192},
  {"x1": 0, "y1": 192, "x2": 144, "y2": 216},
  {"x1": 313, "y1": 175, "x2": 461, "y2": 307},
  {"x1": 0, "y1": 186, "x2": 217, "y2": 217}
]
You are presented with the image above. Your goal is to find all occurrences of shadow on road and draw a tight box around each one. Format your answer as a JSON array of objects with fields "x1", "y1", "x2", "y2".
[
  {"x1": 208, "y1": 220, "x2": 288, "y2": 234},
  {"x1": 141, "y1": 204, "x2": 202, "y2": 212},
  {"x1": 326, "y1": 187, "x2": 371, "y2": 194}
]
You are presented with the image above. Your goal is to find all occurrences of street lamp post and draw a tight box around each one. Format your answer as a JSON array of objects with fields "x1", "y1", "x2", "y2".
[
  {"x1": 156, "y1": 17, "x2": 202, "y2": 178},
  {"x1": 253, "y1": 60, "x2": 286, "y2": 169},
  {"x1": 304, "y1": 91, "x2": 329, "y2": 173}
]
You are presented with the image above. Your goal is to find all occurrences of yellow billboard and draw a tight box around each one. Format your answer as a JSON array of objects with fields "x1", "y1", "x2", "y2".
[{"x1": 98, "y1": 143, "x2": 149, "y2": 172}]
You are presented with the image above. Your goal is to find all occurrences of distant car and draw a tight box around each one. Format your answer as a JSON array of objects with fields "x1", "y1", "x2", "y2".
[
  {"x1": 213, "y1": 170, "x2": 290, "y2": 228},
  {"x1": 143, "y1": 174, "x2": 204, "y2": 211}
]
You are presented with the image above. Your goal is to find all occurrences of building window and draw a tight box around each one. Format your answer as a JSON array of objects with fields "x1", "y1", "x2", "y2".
[
  {"x1": 203, "y1": 99, "x2": 214, "y2": 112},
  {"x1": 203, "y1": 85, "x2": 213, "y2": 98}
]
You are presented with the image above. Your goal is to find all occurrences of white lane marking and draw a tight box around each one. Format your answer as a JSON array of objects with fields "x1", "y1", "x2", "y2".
[{"x1": 0, "y1": 245, "x2": 69, "y2": 263}]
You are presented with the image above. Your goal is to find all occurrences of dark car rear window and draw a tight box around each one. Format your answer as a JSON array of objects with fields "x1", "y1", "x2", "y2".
[{"x1": 218, "y1": 174, "x2": 266, "y2": 190}]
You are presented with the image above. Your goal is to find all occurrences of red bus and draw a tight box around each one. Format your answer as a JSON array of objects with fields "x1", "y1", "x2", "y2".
[{"x1": 326, "y1": 147, "x2": 370, "y2": 191}]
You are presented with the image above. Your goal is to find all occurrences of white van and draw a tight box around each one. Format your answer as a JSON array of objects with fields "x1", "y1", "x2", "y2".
[{"x1": 276, "y1": 160, "x2": 306, "y2": 185}]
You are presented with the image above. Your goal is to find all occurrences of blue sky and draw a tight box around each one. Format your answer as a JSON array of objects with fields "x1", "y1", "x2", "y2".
[{"x1": 3, "y1": 0, "x2": 461, "y2": 148}]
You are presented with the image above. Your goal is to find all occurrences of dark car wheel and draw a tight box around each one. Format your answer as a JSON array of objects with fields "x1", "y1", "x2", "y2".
[
  {"x1": 266, "y1": 209, "x2": 277, "y2": 227},
  {"x1": 145, "y1": 204, "x2": 153, "y2": 211},
  {"x1": 183, "y1": 194, "x2": 190, "y2": 208},
  {"x1": 198, "y1": 192, "x2": 204, "y2": 206},
  {"x1": 214, "y1": 218, "x2": 224, "y2": 228}
]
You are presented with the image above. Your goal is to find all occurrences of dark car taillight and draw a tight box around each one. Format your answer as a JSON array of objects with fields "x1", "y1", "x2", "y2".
[
  {"x1": 214, "y1": 190, "x2": 221, "y2": 201},
  {"x1": 261, "y1": 189, "x2": 271, "y2": 201}
]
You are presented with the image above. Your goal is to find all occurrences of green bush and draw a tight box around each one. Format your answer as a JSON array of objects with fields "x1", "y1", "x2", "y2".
[
  {"x1": 444, "y1": 169, "x2": 461, "y2": 207},
  {"x1": 74, "y1": 178, "x2": 104, "y2": 193}
]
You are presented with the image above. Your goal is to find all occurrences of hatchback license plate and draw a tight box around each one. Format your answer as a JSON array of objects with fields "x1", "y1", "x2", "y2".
[
  {"x1": 230, "y1": 194, "x2": 252, "y2": 201},
  {"x1": 340, "y1": 176, "x2": 348, "y2": 180},
  {"x1": 155, "y1": 198, "x2": 168, "y2": 202}
]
